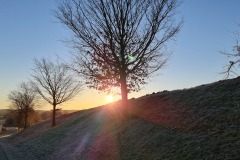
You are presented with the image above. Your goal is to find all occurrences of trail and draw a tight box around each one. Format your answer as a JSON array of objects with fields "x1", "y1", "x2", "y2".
[
  {"x1": 0, "y1": 127, "x2": 17, "y2": 160},
  {"x1": 0, "y1": 144, "x2": 7, "y2": 160}
]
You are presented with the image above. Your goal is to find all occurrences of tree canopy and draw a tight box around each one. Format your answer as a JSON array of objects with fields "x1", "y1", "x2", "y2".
[{"x1": 56, "y1": 0, "x2": 182, "y2": 116}]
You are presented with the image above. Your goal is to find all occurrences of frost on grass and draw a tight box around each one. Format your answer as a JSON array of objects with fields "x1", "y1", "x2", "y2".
[{"x1": 3, "y1": 77, "x2": 240, "y2": 159}]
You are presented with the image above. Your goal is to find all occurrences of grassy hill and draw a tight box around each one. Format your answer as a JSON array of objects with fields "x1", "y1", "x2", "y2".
[{"x1": 1, "y1": 77, "x2": 240, "y2": 159}]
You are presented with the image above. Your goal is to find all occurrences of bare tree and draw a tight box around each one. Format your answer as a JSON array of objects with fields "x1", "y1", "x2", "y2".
[
  {"x1": 221, "y1": 32, "x2": 240, "y2": 78},
  {"x1": 8, "y1": 82, "x2": 37, "y2": 129},
  {"x1": 55, "y1": 0, "x2": 181, "y2": 117},
  {"x1": 31, "y1": 58, "x2": 82, "y2": 126}
]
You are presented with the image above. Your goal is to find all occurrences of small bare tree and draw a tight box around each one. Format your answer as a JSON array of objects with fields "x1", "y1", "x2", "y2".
[
  {"x1": 55, "y1": 0, "x2": 182, "y2": 117},
  {"x1": 221, "y1": 32, "x2": 240, "y2": 78},
  {"x1": 31, "y1": 58, "x2": 82, "y2": 126},
  {"x1": 8, "y1": 82, "x2": 37, "y2": 129}
]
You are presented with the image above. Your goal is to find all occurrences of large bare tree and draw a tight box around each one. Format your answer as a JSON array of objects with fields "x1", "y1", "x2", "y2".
[
  {"x1": 56, "y1": 0, "x2": 182, "y2": 117},
  {"x1": 31, "y1": 58, "x2": 82, "y2": 126},
  {"x1": 8, "y1": 82, "x2": 37, "y2": 129}
]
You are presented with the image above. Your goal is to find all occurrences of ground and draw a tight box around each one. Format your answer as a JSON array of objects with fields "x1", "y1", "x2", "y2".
[
  {"x1": 1, "y1": 77, "x2": 240, "y2": 159},
  {"x1": 0, "y1": 127, "x2": 17, "y2": 160}
]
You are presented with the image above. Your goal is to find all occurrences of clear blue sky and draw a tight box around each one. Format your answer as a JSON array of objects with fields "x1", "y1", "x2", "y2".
[{"x1": 1, "y1": 0, "x2": 239, "y2": 110}]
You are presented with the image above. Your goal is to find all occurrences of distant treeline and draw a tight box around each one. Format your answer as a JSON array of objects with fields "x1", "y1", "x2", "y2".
[{"x1": 2, "y1": 109, "x2": 77, "y2": 128}]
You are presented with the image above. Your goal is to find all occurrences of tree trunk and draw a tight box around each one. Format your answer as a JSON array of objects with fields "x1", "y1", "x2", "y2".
[
  {"x1": 52, "y1": 103, "x2": 56, "y2": 127},
  {"x1": 18, "y1": 111, "x2": 22, "y2": 130},
  {"x1": 24, "y1": 107, "x2": 28, "y2": 128},
  {"x1": 120, "y1": 73, "x2": 129, "y2": 119}
]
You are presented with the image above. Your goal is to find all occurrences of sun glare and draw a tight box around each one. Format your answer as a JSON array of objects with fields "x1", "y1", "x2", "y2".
[{"x1": 107, "y1": 95, "x2": 113, "y2": 103}]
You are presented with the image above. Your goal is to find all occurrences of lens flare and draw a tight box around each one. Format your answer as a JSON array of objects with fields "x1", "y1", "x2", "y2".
[{"x1": 107, "y1": 95, "x2": 113, "y2": 102}]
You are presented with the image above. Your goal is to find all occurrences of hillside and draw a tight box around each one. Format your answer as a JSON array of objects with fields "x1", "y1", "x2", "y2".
[{"x1": 1, "y1": 77, "x2": 240, "y2": 160}]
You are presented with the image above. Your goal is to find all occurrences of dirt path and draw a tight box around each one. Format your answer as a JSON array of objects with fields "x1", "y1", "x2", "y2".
[
  {"x1": 0, "y1": 127, "x2": 17, "y2": 139},
  {"x1": 0, "y1": 127, "x2": 17, "y2": 160},
  {"x1": 0, "y1": 144, "x2": 8, "y2": 160}
]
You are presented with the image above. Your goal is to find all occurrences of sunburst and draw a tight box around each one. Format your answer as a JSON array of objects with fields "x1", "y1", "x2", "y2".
[{"x1": 107, "y1": 95, "x2": 113, "y2": 103}]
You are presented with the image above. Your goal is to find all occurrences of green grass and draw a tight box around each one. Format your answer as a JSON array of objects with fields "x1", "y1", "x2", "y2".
[{"x1": 3, "y1": 77, "x2": 240, "y2": 159}]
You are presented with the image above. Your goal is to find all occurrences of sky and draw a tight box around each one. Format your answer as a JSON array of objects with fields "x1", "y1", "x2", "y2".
[{"x1": 1, "y1": 0, "x2": 240, "y2": 110}]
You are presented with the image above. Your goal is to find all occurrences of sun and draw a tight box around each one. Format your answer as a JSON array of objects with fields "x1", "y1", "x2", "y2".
[{"x1": 107, "y1": 95, "x2": 113, "y2": 103}]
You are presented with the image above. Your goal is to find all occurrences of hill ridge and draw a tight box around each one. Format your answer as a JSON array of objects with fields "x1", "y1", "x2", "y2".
[{"x1": 2, "y1": 77, "x2": 240, "y2": 159}]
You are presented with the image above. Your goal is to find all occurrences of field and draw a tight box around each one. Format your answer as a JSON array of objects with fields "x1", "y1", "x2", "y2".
[{"x1": 0, "y1": 110, "x2": 9, "y2": 117}]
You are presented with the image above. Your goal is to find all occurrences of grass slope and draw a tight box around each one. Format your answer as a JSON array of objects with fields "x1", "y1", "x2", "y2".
[{"x1": 3, "y1": 77, "x2": 240, "y2": 160}]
